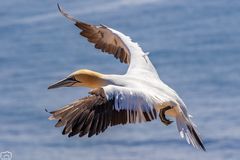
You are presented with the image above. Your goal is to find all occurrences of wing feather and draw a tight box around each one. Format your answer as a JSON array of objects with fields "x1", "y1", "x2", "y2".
[
  {"x1": 57, "y1": 4, "x2": 161, "y2": 79},
  {"x1": 57, "y1": 4, "x2": 130, "y2": 64},
  {"x1": 48, "y1": 87, "x2": 158, "y2": 137}
]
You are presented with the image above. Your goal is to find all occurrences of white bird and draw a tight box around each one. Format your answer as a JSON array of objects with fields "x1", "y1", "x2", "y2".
[{"x1": 48, "y1": 4, "x2": 206, "y2": 151}]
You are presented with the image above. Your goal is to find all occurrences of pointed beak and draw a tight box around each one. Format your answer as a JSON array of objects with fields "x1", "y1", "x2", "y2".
[{"x1": 48, "y1": 77, "x2": 79, "y2": 89}]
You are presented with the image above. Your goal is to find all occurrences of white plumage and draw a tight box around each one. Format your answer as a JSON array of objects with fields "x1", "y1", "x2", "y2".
[{"x1": 48, "y1": 4, "x2": 206, "y2": 151}]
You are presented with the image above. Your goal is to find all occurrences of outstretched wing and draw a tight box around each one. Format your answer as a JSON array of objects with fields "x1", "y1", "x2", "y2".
[
  {"x1": 57, "y1": 4, "x2": 160, "y2": 79},
  {"x1": 48, "y1": 87, "x2": 158, "y2": 138},
  {"x1": 58, "y1": 4, "x2": 131, "y2": 64}
]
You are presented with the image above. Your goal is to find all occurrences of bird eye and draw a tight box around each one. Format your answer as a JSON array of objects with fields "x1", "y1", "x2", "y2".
[
  {"x1": 68, "y1": 77, "x2": 76, "y2": 81},
  {"x1": 68, "y1": 76, "x2": 81, "y2": 83}
]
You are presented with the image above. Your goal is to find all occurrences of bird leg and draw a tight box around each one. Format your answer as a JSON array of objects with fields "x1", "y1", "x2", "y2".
[{"x1": 159, "y1": 106, "x2": 173, "y2": 126}]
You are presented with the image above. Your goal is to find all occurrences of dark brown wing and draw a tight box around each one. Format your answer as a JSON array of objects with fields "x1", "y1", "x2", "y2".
[
  {"x1": 57, "y1": 4, "x2": 130, "y2": 64},
  {"x1": 48, "y1": 88, "x2": 157, "y2": 138}
]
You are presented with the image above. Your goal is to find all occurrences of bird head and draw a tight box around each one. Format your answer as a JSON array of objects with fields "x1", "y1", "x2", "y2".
[{"x1": 48, "y1": 69, "x2": 106, "y2": 89}]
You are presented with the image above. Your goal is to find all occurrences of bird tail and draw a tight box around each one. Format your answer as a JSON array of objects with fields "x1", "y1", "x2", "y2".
[{"x1": 176, "y1": 112, "x2": 206, "y2": 151}]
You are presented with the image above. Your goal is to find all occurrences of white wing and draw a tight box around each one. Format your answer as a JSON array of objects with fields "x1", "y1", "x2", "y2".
[
  {"x1": 103, "y1": 85, "x2": 158, "y2": 123},
  {"x1": 103, "y1": 85, "x2": 180, "y2": 121}
]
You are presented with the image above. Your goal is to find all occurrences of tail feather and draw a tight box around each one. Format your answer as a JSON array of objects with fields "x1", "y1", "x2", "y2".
[{"x1": 176, "y1": 113, "x2": 206, "y2": 151}]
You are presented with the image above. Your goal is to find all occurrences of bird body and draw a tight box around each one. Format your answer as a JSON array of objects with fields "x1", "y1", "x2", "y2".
[{"x1": 48, "y1": 4, "x2": 206, "y2": 151}]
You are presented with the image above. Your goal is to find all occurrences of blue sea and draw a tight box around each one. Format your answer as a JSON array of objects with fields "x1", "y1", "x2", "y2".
[{"x1": 0, "y1": 0, "x2": 240, "y2": 159}]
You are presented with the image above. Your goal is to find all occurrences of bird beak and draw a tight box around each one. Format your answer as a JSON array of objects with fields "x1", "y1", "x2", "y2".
[{"x1": 48, "y1": 77, "x2": 79, "y2": 89}]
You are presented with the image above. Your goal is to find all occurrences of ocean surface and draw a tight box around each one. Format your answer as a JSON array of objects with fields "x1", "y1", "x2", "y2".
[{"x1": 0, "y1": 0, "x2": 240, "y2": 159}]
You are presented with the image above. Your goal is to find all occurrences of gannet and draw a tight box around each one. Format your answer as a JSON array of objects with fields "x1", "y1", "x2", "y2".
[{"x1": 48, "y1": 4, "x2": 206, "y2": 151}]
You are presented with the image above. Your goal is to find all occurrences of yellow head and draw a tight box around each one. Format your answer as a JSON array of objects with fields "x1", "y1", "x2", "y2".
[{"x1": 48, "y1": 69, "x2": 108, "y2": 89}]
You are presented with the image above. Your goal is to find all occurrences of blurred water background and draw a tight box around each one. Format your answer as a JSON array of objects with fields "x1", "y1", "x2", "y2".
[{"x1": 0, "y1": 0, "x2": 240, "y2": 159}]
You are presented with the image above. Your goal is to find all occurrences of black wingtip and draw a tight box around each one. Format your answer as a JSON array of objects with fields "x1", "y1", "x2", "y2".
[
  {"x1": 45, "y1": 108, "x2": 49, "y2": 113},
  {"x1": 57, "y1": 3, "x2": 65, "y2": 17},
  {"x1": 201, "y1": 142, "x2": 206, "y2": 152},
  {"x1": 187, "y1": 125, "x2": 206, "y2": 151},
  {"x1": 56, "y1": 3, "x2": 77, "y2": 23},
  {"x1": 45, "y1": 108, "x2": 56, "y2": 115},
  {"x1": 192, "y1": 127, "x2": 206, "y2": 152},
  {"x1": 57, "y1": 3, "x2": 61, "y2": 12}
]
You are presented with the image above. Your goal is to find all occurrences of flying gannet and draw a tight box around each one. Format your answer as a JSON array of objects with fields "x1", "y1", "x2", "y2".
[{"x1": 48, "y1": 4, "x2": 206, "y2": 151}]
